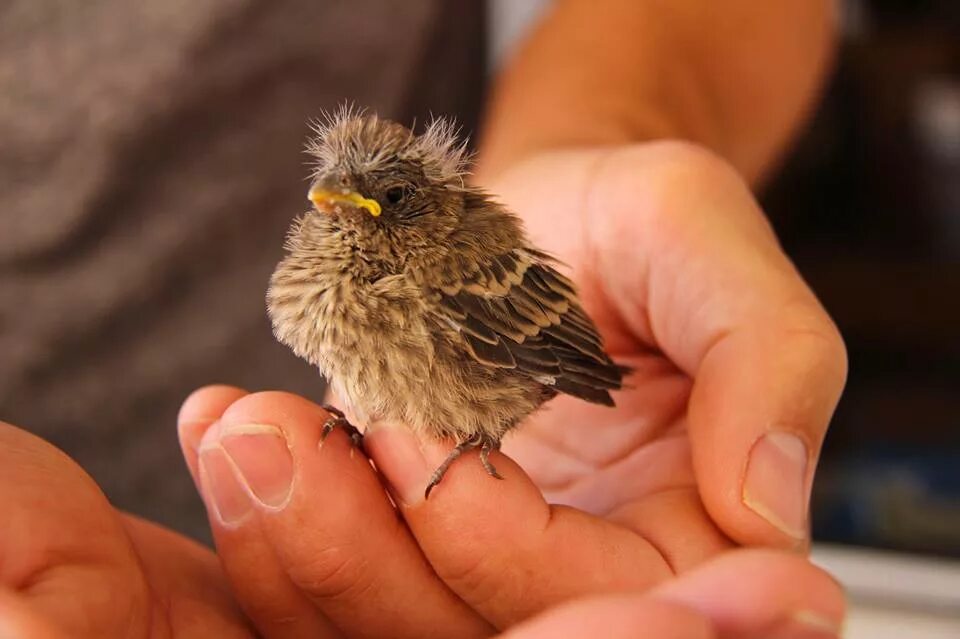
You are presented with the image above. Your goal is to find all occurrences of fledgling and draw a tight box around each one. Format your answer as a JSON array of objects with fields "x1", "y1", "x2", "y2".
[{"x1": 267, "y1": 108, "x2": 626, "y2": 496}]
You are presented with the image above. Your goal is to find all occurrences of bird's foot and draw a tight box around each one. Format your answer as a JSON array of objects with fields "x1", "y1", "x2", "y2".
[
  {"x1": 424, "y1": 433, "x2": 503, "y2": 499},
  {"x1": 320, "y1": 405, "x2": 364, "y2": 449}
]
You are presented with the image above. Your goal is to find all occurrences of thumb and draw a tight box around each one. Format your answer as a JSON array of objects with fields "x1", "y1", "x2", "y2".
[
  {"x1": 591, "y1": 143, "x2": 848, "y2": 547},
  {"x1": 501, "y1": 549, "x2": 845, "y2": 639},
  {"x1": 688, "y1": 320, "x2": 846, "y2": 547}
]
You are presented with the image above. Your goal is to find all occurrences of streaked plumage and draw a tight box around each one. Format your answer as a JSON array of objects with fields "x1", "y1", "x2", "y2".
[{"x1": 267, "y1": 108, "x2": 626, "y2": 494}]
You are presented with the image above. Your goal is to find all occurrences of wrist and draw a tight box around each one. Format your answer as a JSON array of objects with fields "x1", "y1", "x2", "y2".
[{"x1": 475, "y1": 102, "x2": 686, "y2": 184}]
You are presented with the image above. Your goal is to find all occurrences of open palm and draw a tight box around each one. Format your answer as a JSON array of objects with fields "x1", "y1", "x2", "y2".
[
  {"x1": 492, "y1": 140, "x2": 848, "y2": 567},
  {"x1": 178, "y1": 142, "x2": 846, "y2": 638}
]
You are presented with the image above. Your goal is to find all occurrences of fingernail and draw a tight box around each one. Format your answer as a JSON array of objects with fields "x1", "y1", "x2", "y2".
[
  {"x1": 199, "y1": 446, "x2": 254, "y2": 526},
  {"x1": 219, "y1": 423, "x2": 294, "y2": 510},
  {"x1": 765, "y1": 610, "x2": 842, "y2": 638},
  {"x1": 743, "y1": 431, "x2": 810, "y2": 540},
  {"x1": 179, "y1": 417, "x2": 216, "y2": 456},
  {"x1": 794, "y1": 610, "x2": 844, "y2": 635},
  {"x1": 364, "y1": 426, "x2": 429, "y2": 507}
]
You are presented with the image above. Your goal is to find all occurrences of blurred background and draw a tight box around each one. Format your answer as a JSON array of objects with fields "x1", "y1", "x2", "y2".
[
  {"x1": 760, "y1": 0, "x2": 960, "y2": 562},
  {"x1": 1, "y1": 0, "x2": 957, "y2": 636},
  {"x1": 754, "y1": 1, "x2": 960, "y2": 635}
]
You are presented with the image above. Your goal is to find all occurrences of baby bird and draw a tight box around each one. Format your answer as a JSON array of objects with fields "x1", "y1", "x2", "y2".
[{"x1": 267, "y1": 109, "x2": 626, "y2": 496}]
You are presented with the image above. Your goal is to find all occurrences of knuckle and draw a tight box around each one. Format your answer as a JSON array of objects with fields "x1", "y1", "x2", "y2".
[
  {"x1": 616, "y1": 139, "x2": 746, "y2": 195},
  {"x1": 786, "y1": 320, "x2": 849, "y2": 393},
  {"x1": 285, "y1": 543, "x2": 376, "y2": 603},
  {"x1": 596, "y1": 140, "x2": 765, "y2": 247},
  {"x1": 777, "y1": 294, "x2": 849, "y2": 392},
  {"x1": 642, "y1": 138, "x2": 731, "y2": 171},
  {"x1": 434, "y1": 549, "x2": 503, "y2": 609}
]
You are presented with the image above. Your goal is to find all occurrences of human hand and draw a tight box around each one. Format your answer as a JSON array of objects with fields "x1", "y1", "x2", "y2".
[
  {"x1": 473, "y1": 141, "x2": 848, "y2": 552},
  {"x1": 178, "y1": 141, "x2": 846, "y2": 639},
  {"x1": 180, "y1": 207, "x2": 846, "y2": 634},
  {"x1": 504, "y1": 550, "x2": 843, "y2": 639},
  {"x1": 0, "y1": 420, "x2": 252, "y2": 638},
  {"x1": 0, "y1": 410, "x2": 842, "y2": 639},
  {"x1": 361, "y1": 143, "x2": 846, "y2": 622}
]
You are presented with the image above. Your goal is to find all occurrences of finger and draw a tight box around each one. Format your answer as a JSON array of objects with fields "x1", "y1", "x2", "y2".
[
  {"x1": 178, "y1": 384, "x2": 250, "y2": 483},
  {"x1": 182, "y1": 388, "x2": 340, "y2": 639},
  {"x1": 119, "y1": 514, "x2": 255, "y2": 638},
  {"x1": 180, "y1": 388, "x2": 329, "y2": 638},
  {"x1": 197, "y1": 392, "x2": 491, "y2": 639},
  {"x1": 653, "y1": 549, "x2": 845, "y2": 637},
  {"x1": 592, "y1": 143, "x2": 847, "y2": 547},
  {"x1": 365, "y1": 424, "x2": 673, "y2": 629},
  {"x1": 500, "y1": 596, "x2": 714, "y2": 639},
  {"x1": 0, "y1": 423, "x2": 148, "y2": 637},
  {"x1": 503, "y1": 549, "x2": 845, "y2": 639},
  {"x1": 0, "y1": 587, "x2": 67, "y2": 639}
]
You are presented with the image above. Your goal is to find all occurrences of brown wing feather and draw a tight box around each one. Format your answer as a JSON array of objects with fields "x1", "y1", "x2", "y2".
[{"x1": 428, "y1": 249, "x2": 625, "y2": 406}]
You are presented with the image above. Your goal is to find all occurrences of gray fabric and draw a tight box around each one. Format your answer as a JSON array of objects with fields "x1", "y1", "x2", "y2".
[{"x1": 0, "y1": 0, "x2": 485, "y2": 541}]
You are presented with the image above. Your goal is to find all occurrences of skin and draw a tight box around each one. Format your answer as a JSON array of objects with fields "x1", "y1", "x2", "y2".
[
  {"x1": 0, "y1": 421, "x2": 252, "y2": 638},
  {"x1": 0, "y1": 145, "x2": 847, "y2": 636},
  {"x1": 179, "y1": 142, "x2": 844, "y2": 637},
  {"x1": 0, "y1": 416, "x2": 843, "y2": 638},
  {"x1": 0, "y1": 0, "x2": 846, "y2": 636},
  {"x1": 479, "y1": 0, "x2": 836, "y2": 185}
]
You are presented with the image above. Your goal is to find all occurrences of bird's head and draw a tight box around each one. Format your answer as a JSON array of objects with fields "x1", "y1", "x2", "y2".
[{"x1": 301, "y1": 108, "x2": 473, "y2": 265}]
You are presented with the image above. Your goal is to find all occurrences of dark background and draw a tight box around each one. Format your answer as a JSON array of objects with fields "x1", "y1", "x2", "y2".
[{"x1": 763, "y1": 0, "x2": 960, "y2": 556}]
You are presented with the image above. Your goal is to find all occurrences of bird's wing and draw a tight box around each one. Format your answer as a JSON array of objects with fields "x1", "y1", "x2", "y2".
[{"x1": 426, "y1": 249, "x2": 624, "y2": 406}]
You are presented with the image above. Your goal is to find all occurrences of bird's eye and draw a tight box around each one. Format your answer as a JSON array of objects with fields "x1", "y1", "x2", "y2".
[{"x1": 385, "y1": 185, "x2": 406, "y2": 205}]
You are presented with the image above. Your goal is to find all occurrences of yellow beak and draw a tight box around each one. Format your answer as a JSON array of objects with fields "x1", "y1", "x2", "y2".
[{"x1": 308, "y1": 187, "x2": 382, "y2": 217}]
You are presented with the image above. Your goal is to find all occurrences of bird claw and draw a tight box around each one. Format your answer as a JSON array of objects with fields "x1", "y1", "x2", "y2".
[
  {"x1": 424, "y1": 434, "x2": 503, "y2": 499},
  {"x1": 479, "y1": 443, "x2": 504, "y2": 480},
  {"x1": 320, "y1": 405, "x2": 364, "y2": 449}
]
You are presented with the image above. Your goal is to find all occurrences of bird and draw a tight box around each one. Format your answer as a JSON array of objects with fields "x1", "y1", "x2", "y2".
[{"x1": 267, "y1": 107, "x2": 627, "y2": 497}]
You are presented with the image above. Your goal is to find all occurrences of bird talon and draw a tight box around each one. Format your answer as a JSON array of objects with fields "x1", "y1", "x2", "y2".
[
  {"x1": 320, "y1": 418, "x2": 336, "y2": 441},
  {"x1": 322, "y1": 404, "x2": 346, "y2": 419},
  {"x1": 424, "y1": 435, "x2": 503, "y2": 498},
  {"x1": 479, "y1": 443, "x2": 503, "y2": 480},
  {"x1": 319, "y1": 406, "x2": 364, "y2": 449},
  {"x1": 349, "y1": 430, "x2": 364, "y2": 448},
  {"x1": 424, "y1": 477, "x2": 441, "y2": 500}
]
